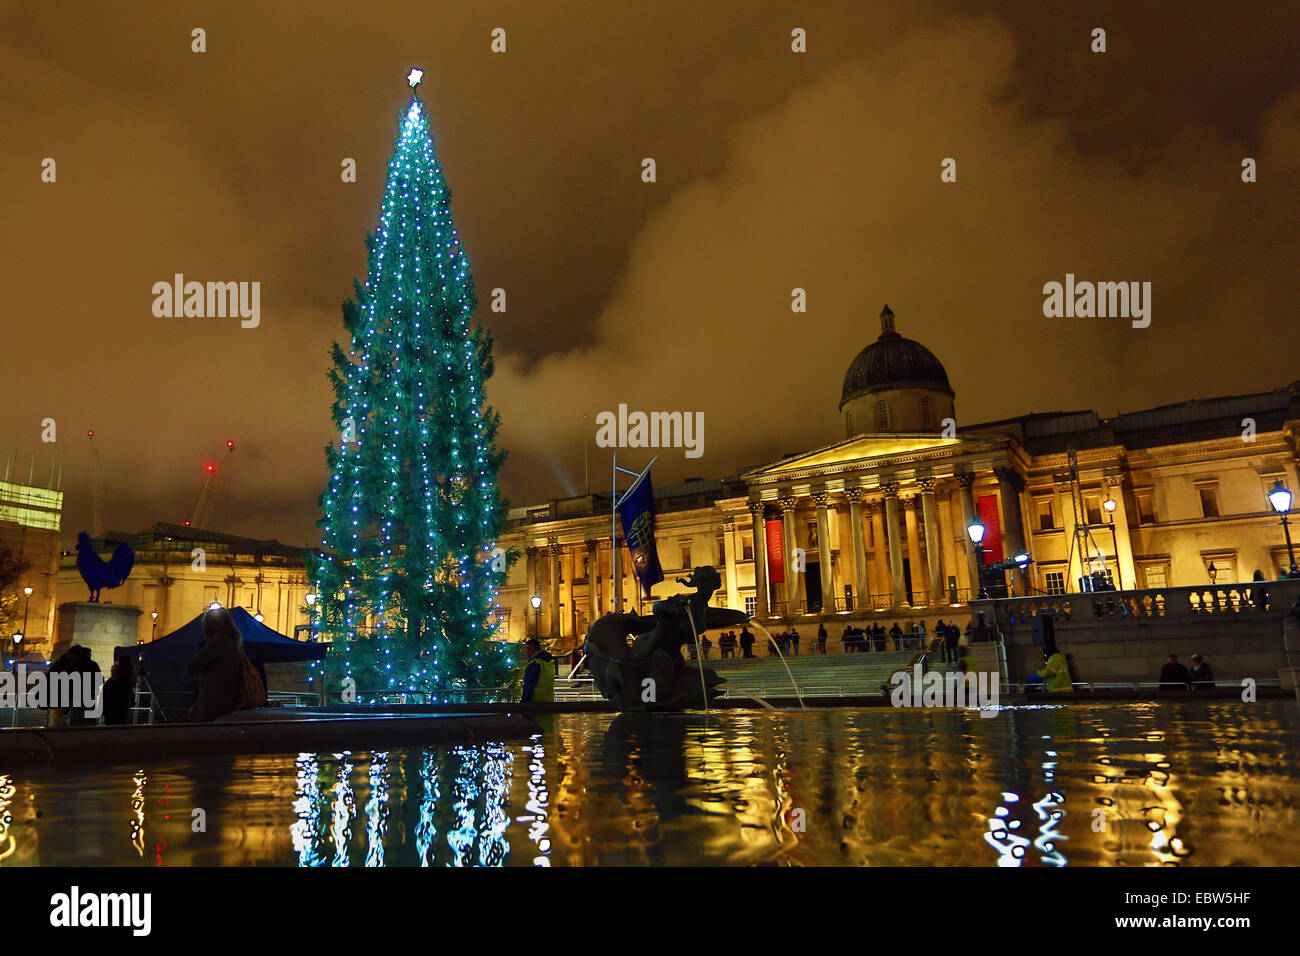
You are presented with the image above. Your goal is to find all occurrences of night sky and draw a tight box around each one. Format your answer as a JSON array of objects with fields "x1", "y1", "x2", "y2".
[{"x1": 4, "y1": 1, "x2": 1297, "y2": 548}]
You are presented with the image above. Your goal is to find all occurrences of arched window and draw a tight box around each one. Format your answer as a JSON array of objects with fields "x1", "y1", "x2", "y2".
[{"x1": 875, "y1": 400, "x2": 890, "y2": 431}]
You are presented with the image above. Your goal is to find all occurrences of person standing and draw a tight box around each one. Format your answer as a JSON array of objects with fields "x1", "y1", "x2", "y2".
[
  {"x1": 1159, "y1": 654, "x2": 1191, "y2": 692},
  {"x1": 739, "y1": 626, "x2": 754, "y2": 659},
  {"x1": 1188, "y1": 654, "x2": 1215, "y2": 691},
  {"x1": 187, "y1": 608, "x2": 246, "y2": 722},
  {"x1": 1036, "y1": 640, "x2": 1073, "y2": 693},
  {"x1": 944, "y1": 623, "x2": 959, "y2": 665},
  {"x1": 816, "y1": 623, "x2": 828, "y2": 655},
  {"x1": 102, "y1": 654, "x2": 137, "y2": 725},
  {"x1": 518, "y1": 638, "x2": 556, "y2": 703},
  {"x1": 790, "y1": 628, "x2": 801, "y2": 656}
]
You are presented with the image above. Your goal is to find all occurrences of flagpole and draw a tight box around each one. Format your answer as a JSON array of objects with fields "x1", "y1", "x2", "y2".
[{"x1": 612, "y1": 451, "x2": 619, "y2": 613}]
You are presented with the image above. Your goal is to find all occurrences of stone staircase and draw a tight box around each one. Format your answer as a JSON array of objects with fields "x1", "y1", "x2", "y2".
[{"x1": 705, "y1": 651, "x2": 918, "y2": 699}]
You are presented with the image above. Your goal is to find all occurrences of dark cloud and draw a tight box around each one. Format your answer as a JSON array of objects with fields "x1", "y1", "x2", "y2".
[{"x1": 1, "y1": 2, "x2": 1295, "y2": 544}]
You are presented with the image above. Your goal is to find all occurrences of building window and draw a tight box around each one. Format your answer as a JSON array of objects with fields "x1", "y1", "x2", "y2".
[
  {"x1": 1141, "y1": 564, "x2": 1168, "y2": 589},
  {"x1": 921, "y1": 396, "x2": 933, "y2": 428},
  {"x1": 680, "y1": 543, "x2": 692, "y2": 569},
  {"x1": 808, "y1": 521, "x2": 819, "y2": 549},
  {"x1": 1044, "y1": 571, "x2": 1066, "y2": 595},
  {"x1": 744, "y1": 595, "x2": 757, "y2": 617},
  {"x1": 1260, "y1": 474, "x2": 1286, "y2": 509},
  {"x1": 1085, "y1": 495, "x2": 1103, "y2": 526},
  {"x1": 1036, "y1": 498, "x2": 1056, "y2": 531},
  {"x1": 875, "y1": 400, "x2": 890, "y2": 431},
  {"x1": 742, "y1": 539, "x2": 754, "y2": 561},
  {"x1": 1135, "y1": 490, "x2": 1155, "y2": 524},
  {"x1": 715, "y1": 534, "x2": 726, "y2": 563},
  {"x1": 1197, "y1": 483, "x2": 1220, "y2": 518},
  {"x1": 1202, "y1": 553, "x2": 1236, "y2": 584}
]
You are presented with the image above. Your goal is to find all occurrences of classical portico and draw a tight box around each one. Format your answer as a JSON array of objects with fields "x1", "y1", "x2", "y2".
[{"x1": 724, "y1": 433, "x2": 1031, "y2": 617}]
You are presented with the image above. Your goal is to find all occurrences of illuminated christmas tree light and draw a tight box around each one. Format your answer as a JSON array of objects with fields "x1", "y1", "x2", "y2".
[{"x1": 307, "y1": 70, "x2": 514, "y2": 698}]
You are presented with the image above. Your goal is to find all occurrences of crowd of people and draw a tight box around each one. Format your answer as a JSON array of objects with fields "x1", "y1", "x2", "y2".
[
  {"x1": 16, "y1": 606, "x2": 268, "y2": 726},
  {"x1": 690, "y1": 612, "x2": 1001, "y2": 661}
]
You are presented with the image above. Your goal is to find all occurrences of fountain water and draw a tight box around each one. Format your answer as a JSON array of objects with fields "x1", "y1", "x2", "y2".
[
  {"x1": 683, "y1": 605, "x2": 711, "y2": 712},
  {"x1": 744, "y1": 620, "x2": 806, "y2": 709}
]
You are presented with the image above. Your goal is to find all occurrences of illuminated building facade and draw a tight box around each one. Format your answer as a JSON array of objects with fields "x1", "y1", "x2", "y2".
[
  {"x1": 495, "y1": 306, "x2": 1300, "y2": 646},
  {"x1": 0, "y1": 476, "x2": 64, "y2": 653},
  {"x1": 57, "y1": 523, "x2": 315, "y2": 647}
]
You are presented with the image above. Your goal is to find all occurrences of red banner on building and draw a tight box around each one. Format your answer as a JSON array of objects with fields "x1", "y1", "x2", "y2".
[
  {"x1": 765, "y1": 518, "x2": 786, "y2": 584},
  {"x1": 977, "y1": 494, "x2": 1004, "y2": 563}
]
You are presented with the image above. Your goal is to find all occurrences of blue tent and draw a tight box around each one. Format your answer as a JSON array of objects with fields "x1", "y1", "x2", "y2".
[
  {"x1": 115, "y1": 606, "x2": 327, "y2": 666},
  {"x1": 114, "y1": 607, "x2": 325, "y2": 719}
]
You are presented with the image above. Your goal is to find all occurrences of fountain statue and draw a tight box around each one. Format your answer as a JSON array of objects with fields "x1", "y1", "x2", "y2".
[{"x1": 583, "y1": 565, "x2": 750, "y2": 711}]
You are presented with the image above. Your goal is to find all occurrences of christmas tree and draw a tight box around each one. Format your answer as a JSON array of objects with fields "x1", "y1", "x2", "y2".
[{"x1": 309, "y1": 70, "x2": 513, "y2": 697}]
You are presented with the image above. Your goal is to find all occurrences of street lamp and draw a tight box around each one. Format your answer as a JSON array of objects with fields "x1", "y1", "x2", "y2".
[
  {"x1": 254, "y1": 611, "x2": 265, "y2": 623},
  {"x1": 530, "y1": 594, "x2": 543, "y2": 637},
  {"x1": 150, "y1": 609, "x2": 158, "y2": 643},
  {"x1": 1268, "y1": 480, "x2": 1299, "y2": 578},
  {"x1": 1102, "y1": 496, "x2": 1124, "y2": 589},
  {"x1": 967, "y1": 517, "x2": 989, "y2": 599},
  {"x1": 21, "y1": 586, "x2": 32, "y2": 651},
  {"x1": 11, "y1": 632, "x2": 22, "y2": 662}
]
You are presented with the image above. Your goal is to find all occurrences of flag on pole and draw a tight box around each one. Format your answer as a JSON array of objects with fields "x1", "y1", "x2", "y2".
[{"x1": 617, "y1": 466, "x2": 664, "y2": 599}]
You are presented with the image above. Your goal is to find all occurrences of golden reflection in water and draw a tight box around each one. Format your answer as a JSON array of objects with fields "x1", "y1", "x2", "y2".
[
  {"x1": 129, "y1": 770, "x2": 146, "y2": 859},
  {"x1": 0, "y1": 773, "x2": 13, "y2": 864},
  {"x1": 0, "y1": 702, "x2": 1298, "y2": 866}
]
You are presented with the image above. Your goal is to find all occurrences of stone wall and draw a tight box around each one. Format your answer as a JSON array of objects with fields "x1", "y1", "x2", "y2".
[
  {"x1": 54, "y1": 601, "x2": 143, "y2": 671},
  {"x1": 974, "y1": 578, "x2": 1300, "y2": 685}
]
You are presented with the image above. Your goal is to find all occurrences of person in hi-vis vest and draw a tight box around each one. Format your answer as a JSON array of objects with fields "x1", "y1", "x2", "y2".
[{"x1": 518, "y1": 638, "x2": 556, "y2": 703}]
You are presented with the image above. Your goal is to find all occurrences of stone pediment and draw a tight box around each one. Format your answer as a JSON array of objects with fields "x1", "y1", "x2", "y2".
[{"x1": 743, "y1": 432, "x2": 1011, "y2": 486}]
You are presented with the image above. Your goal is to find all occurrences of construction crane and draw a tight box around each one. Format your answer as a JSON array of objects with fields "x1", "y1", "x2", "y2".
[
  {"x1": 1063, "y1": 447, "x2": 1109, "y2": 591},
  {"x1": 86, "y1": 430, "x2": 105, "y2": 537},
  {"x1": 184, "y1": 440, "x2": 236, "y2": 529}
]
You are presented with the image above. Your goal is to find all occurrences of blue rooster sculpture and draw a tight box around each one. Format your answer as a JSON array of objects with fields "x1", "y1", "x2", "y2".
[{"x1": 75, "y1": 531, "x2": 135, "y2": 602}]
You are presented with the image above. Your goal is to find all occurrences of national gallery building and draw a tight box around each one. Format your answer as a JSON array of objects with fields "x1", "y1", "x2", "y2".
[{"x1": 495, "y1": 306, "x2": 1300, "y2": 647}]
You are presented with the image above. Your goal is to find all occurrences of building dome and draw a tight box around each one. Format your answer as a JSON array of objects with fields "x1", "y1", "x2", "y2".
[
  {"x1": 839, "y1": 305, "x2": 953, "y2": 407},
  {"x1": 839, "y1": 305, "x2": 956, "y2": 438}
]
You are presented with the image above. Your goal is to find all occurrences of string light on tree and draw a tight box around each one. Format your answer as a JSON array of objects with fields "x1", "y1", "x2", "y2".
[{"x1": 308, "y1": 69, "x2": 515, "y2": 698}]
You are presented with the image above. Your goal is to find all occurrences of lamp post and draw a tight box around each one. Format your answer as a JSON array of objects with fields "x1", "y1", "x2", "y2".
[
  {"x1": 21, "y1": 586, "x2": 32, "y2": 651},
  {"x1": 1268, "y1": 480, "x2": 1299, "y2": 578},
  {"x1": 150, "y1": 610, "x2": 158, "y2": 643},
  {"x1": 530, "y1": 594, "x2": 543, "y2": 637},
  {"x1": 11, "y1": 632, "x2": 22, "y2": 664},
  {"x1": 1102, "y1": 496, "x2": 1123, "y2": 589},
  {"x1": 967, "y1": 517, "x2": 989, "y2": 599}
]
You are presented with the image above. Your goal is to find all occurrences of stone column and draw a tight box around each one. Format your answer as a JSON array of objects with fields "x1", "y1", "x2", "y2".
[
  {"x1": 939, "y1": 490, "x2": 961, "y2": 601},
  {"x1": 721, "y1": 520, "x2": 737, "y2": 607},
  {"x1": 585, "y1": 540, "x2": 599, "y2": 625},
  {"x1": 1056, "y1": 480, "x2": 1083, "y2": 590},
  {"x1": 779, "y1": 494, "x2": 799, "y2": 613},
  {"x1": 525, "y1": 546, "x2": 539, "y2": 635},
  {"x1": 845, "y1": 487, "x2": 869, "y2": 613},
  {"x1": 868, "y1": 500, "x2": 889, "y2": 605},
  {"x1": 918, "y1": 476, "x2": 944, "y2": 606},
  {"x1": 995, "y1": 466, "x2": 1028, "y2": 595},
  {"x1": 957, "y1": 472, "x2": 981, "y2": 597},
  {"x1": 904, "y1": 496, "x2": 923, "y2": 605},
  {"x1": 1104, "y1": 475, "x2": 1136, "y2": 590},
  {"x1": 548, "y1": 539, "x2": 562, "y2": 639},
  {"x1": 812, "y1": 489, "x2": 835, "y2": 611},
  {"x1": 748, "y1": 501, "x2": 769, "y2": 618},
  {"x1": 882, "y1": 481, "x2": 906, "y2": 608}
]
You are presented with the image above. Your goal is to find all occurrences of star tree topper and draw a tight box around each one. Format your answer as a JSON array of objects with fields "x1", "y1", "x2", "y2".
[{"x1": 407, "y1": 67, "x2": 423, "y2": 88}]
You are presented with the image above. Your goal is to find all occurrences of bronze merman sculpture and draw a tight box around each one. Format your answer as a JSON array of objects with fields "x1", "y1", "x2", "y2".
[{"x1": 583, "y1": 565, "x2": 750, "y2": 711}]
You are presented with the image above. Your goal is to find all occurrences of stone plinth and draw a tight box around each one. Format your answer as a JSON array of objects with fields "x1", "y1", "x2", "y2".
[{"x1": 53, "y1": 602, "x2": 143, "y2": 671}]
